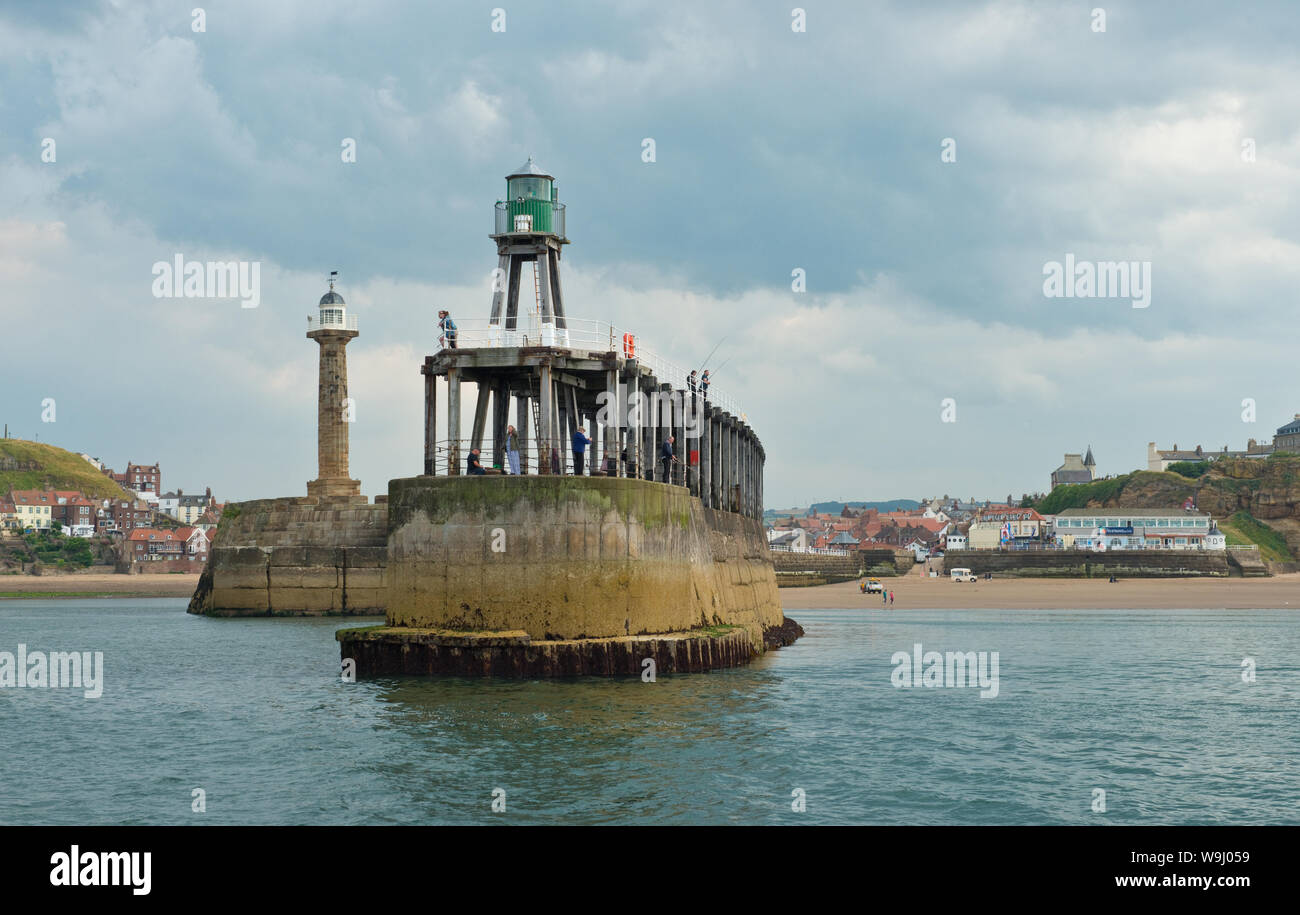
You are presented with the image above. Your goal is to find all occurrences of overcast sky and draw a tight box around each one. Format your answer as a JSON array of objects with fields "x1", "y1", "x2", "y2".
[{"x1": 2, "y1": 0, "x2": 1298, "y2": 509}]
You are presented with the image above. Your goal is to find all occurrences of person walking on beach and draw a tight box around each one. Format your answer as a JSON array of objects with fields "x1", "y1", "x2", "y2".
[
  {"x1": 572, "y1": 426, "x2": 592, "y2": 476},
  {"x1": 882, "y1": 589, "x2": 887, "y2": 608},
  {"x1": 438, "y1": 310, "x2": 457, "y2": 348},
  {"x1": 889, "y1": 590, "x2": 895, "y2": 607},
  {"x1": 505, "y1": 425, "x2": 520, "y2": 475}
]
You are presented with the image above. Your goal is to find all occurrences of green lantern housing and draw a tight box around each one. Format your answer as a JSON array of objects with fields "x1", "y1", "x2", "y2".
[{"x1": 496, "y1": 156, "x2": 566, "y2": 240}]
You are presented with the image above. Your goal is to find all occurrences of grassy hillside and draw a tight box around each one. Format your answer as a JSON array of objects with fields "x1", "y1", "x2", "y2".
[
  {"x1": 1218, "y1": 511, "x2": 1295, "y2": 562},
  {"x1": 0, "y1": 439, "x2": 130, "y2": 501}
]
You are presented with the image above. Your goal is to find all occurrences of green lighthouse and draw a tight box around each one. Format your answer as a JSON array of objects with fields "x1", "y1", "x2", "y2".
[{"x1": 489, "y1": 157, "x2": 569, "y2": 332}]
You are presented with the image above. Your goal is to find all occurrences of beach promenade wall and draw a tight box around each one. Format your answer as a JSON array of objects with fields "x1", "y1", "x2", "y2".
[
  {"x1": 383, "y1": 476, "x2": 783, "y2": 649},
  {"x1": 771, "y1": 552, "x2": 860, "y2": 584},
  {"x1": 942, "y1": 550, "x2": 1231, "y2": 578},
  {"x1": 188, "y1": 496, "x2": 388, "y2": 616}
]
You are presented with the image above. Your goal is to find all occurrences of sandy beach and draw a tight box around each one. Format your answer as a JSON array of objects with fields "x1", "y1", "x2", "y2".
[
  {"x1": 0, "y1": 572, "x2": 201, "y2": 598},
  {"x1": 780, "y1": 572, "x2": 1300, "y2": 610}
]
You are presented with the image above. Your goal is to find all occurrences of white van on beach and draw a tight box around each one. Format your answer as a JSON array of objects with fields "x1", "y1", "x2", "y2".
[{"x1": 950, "y1": 568, "x2": 977, "y2": 582}]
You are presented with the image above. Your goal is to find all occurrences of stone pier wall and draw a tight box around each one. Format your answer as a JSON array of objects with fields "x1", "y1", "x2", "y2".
[
  {"x1": 384, "y1": 476, "x2": 784, "y2": 649},
  {"x1": 188, "y1": 495, "x2": 388, "y2": 616}
]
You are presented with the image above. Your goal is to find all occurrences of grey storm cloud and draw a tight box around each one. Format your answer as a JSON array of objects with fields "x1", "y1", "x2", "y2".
[{"x1": 2, "y1": 0, "x2": 1299, "y2": 508}]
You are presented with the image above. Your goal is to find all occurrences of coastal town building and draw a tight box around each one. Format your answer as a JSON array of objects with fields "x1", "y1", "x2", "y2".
[
  {"x1": 50, "y1": 491, "x2": 98, "y2": 534},
  {"x1": 1273, "y1": 415, "x2": 1300, "y2": 454},
  {"x1": 9, "y1": 490, "x2": 53, "y2": 530},
  {"x1": 968, "y1": 508, "x2": 1046, "y2": 549},
  {"x1": 1051, "y1": 507, "x2": 1223, "y2": 551},
  {"x1": 1147, "y1": 440, "x2": 1272, "y2": 471},
  {"x1": 1051, "y1": 447, "x2": 1096, "y2": 488},
  {"x1": 158, "y1": 488, "x2": 216, "y2": 524},
  {"x1": 124, "y1": 462, "x2": 161, "y2": 494},
  {"x1": 124, "y1": 527, "x2": 186, "y2": 561},
  {"x1": 110, "y1": 498, "x2": 155, "y2": 532}
]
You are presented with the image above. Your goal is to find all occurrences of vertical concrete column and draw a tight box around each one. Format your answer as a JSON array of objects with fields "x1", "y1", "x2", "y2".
[
  {"x1": 538, "y1": 363, "x2": 551, "y2": 475},
  {"x1": 626, "y1": 368, "x2": 639, "y2": 479},
  {"x1": 731, "y1": 420, "x2": 739, "y2": 513},
  {"x1": 423, "y1": 366, "x2": 436, "y2": 476},
  {"x1": 470, "y1": 385, "x2": 490, "y2": 455},
  {"x1": 604, "y1": 368, "x2": 618, "y2": 476},
  {"x1": 516, "y1": 393, "x2": 530, "y2": 475},
  {"x1": 489, "y1": 251, "x2": 510, "y2": 323},
  {"x1": 490, "y1": 383, "x2": 509, "y2": 471},
  {"x1": 553, "y1": 382, "x2": 563, "y2": 474},
  {"x1": 659, "y1": 383, "x2": 674, "y2": 484},
  {"x1": 537, "y1": 251, "x2": 553, "y2": 324},
  {"x1": 719, "y1": 413, "x2": 730, "y2": 508},
  {"x1": 745, "y1": 429, "x2": 753, "y2": 517},
  {"x1": 700, "y1": 399, "x2": 711, "y2": 506},
  {"x1": 447, "y1": 366, "x2": 461, "y2": 475},
  {"x1": 743, "y1": 426, "x2": 754, "y2": 514}
]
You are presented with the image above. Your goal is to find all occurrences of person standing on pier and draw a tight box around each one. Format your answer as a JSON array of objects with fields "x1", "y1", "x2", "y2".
[
  {"x1": 505, "y1": 425, "x2": 520, "y2": 475},
  {"x1": 572, "y1": 426, "x2": 592, "y2": 475},
  {"x1": 700, "y1": 370, "x2": 710, "y2": 399},
  {"x1": 687, "y1": 370, "x2": 698, "y2": 394},
  {"x1": 438, "y1": 310, "x2": 457, "y2": 348},
  {"x1": 660, "y1": 435, "x2": 676, "y2": 483}
]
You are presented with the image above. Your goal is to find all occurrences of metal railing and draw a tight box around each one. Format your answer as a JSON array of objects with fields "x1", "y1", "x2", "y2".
[
  {"x1": 494, "y1": 200, "x2": 566, "y2": 239},
  {"x1": 308, "y1": 313, "x2": 358, "y2": 331},
  {"x1": 430, "y1": 438, "x2": 695, "y2": 486},
  {"x1": 768, "y1": 544, "x2": 850, "y2": 555},
  {"x1": 435, "y1": 316, "x2": 742, "y2": 417}
]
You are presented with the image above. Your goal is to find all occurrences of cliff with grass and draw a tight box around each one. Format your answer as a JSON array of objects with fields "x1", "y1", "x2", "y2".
[{"x1": 0, "y1": 439, "x2": 130, "y2": 501}]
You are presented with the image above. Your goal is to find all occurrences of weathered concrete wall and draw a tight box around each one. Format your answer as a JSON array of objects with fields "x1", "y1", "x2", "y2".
[
  {"x1": 942, "y1": 550, "x2": 1231, "y2": 578},
  {"x1": 771, "y1": 552, "x2": 860, "y2": 577},
  {"x1": 384, "y1": 476, "x2": 784, "y2": 648},
  {"x1": 189, "y1": 495, "x2": 388, "y2": 616},
  {"x1": 859, "y1": 548, "x2": 915, "y2": 576}
]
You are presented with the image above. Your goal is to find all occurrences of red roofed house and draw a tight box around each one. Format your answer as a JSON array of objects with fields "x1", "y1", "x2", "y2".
[{"x1": 124, "y1": 527, "x2": 186, "y2": 562}]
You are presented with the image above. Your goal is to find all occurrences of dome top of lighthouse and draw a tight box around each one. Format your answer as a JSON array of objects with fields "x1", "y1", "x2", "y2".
[
  {"x1": 507, "y1": 156, "x2": 553, "y2": 180},
  {"x1": 320, "y1": 290, "x2": 345, "y2": 306}
]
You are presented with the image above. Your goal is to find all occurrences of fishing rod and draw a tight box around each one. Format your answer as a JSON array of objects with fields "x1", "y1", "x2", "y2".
[{"x1": 699, "y1": 335, "x2": 728, "y2": 371}]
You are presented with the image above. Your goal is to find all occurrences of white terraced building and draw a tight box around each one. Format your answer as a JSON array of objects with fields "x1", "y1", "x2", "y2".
[{"x1": 1051, "y1": 507, "x2": 1225, "y2": 551}]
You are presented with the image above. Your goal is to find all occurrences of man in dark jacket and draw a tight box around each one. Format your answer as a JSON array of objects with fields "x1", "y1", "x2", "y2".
[
  {"x1": 572, "y1": 427, "x2": 592, "y2": 475},
  {"x1": 660, "y1": 435, "x2": 675, "y2": 483},
  {"x1": 467, "y1": 448, "x2": 486, "y2": 475}
]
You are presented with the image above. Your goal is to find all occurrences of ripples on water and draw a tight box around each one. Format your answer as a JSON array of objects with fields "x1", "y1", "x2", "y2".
[{"x1": 0, "y1": 600, "x2": 1296, "y2": 824}]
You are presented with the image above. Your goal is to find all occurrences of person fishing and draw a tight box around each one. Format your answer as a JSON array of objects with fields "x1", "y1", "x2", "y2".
[
  {"x1": 660, "y1": 435, "x2": 677, "y2": 483},
  {"x1": 700, "y1": 370, "x2": 710, "y2": 398}
]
